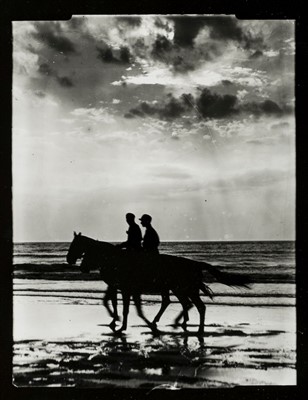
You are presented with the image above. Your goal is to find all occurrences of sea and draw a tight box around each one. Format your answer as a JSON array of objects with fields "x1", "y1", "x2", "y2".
[{"x1": 13, "y1": 241, "x2": 296, "y2": 308}]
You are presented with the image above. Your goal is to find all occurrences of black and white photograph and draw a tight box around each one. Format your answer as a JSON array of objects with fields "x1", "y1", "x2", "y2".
[{"x1": 12, "y1": 15, "x2": 296, "y2": 388}]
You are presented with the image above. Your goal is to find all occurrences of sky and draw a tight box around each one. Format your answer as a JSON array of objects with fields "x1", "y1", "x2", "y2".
[{"x1": 12, "y1": 15, "x2": 295, "y2": 242}]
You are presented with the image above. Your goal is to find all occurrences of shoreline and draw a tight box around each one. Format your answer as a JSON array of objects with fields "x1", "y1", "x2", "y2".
[{"x1": 13, "y1": 277, "x2": 296, "y2": 307}]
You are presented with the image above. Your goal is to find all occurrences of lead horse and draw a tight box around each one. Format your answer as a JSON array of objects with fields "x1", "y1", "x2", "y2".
[{"x1": 66, "y1": 233, "x2": 250, "y2": 335}]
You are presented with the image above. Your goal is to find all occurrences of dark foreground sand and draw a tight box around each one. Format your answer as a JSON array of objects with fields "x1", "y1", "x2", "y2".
[{"x1": 13, "y1": 279, "x2": 296, "y2": 388}]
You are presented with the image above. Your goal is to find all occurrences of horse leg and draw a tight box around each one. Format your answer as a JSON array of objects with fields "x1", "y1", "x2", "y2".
[
  {"x1": 151, "y1": 289, "x2": 171, "y2": 328},
  {"x1": 132, "y1": 293, "x2": 159, "y2": 333},
  {"x1": 116, "y1": 291, "x2": 130, "y2": 333},
  {"x1": 103, "y1": 286, "x2": 115, "y2": 317},
  {"x1": 173, "y1": 299, "x2": 193, "y2": 327},
  {"x1": 173, "y1": 292, "x2": 191, "y2": 332},
  {"x1": 200, "y1": 282, "x2": 214, "y2": 300},
  {"x1": 103, "y1": 286, "x2": 119, "y2": 332},
  {"x1": 189, "y1": 290, "x2": 206, "y2": 335}
]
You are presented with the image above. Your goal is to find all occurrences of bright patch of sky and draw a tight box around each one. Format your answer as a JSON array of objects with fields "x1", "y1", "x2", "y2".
[{"x1": 13, "y1": 15, "x2": 295, "y2": 241}]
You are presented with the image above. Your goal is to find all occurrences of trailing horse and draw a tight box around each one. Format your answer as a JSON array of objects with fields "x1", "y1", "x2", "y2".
[
  {"x1": 67, "y1": 232, "x2": 250, "y2": 334},
  {"x1": 81, "y1": 253, "x2": 213, "y2": 333}
]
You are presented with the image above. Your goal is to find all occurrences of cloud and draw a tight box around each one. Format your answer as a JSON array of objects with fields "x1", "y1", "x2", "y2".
[
  {"x1": 97, "y1": 46, "x2": 116, "y2": 63},
  {"x1": 208, "y1": 168, "x2": 293, "y2": 193},
  {"x1": 237, "y1": 89, "x2": 248, "y2": 100},
  {"x1": 125, "y1": 94, "x2": 191, "y2": 120},
  {"x1": 97, "y1": 45, "x2": 131, "y2": 64},
  {"x1": 170, "y1": 16, "x2": 209, "y2": 48},
  {"x1": 116, "y1": 59, "x2": 268, "y2": 90},
  {"x1": 223, "y1": 66, "x2": 267, "y2": 87},
  {"x1": 250, "y1": 50, "x2": 263, "y2": 59},
  {"x1": 242, "y1": 99, "x2": 284, "y2": 116},
  {"x1": 38, "y1": 62, "x2": 53, "y2": 76},
  {"x1": 151, "y1": 34, "x2": 173, "y2": 58},
  {"x1": 125, "y1": 88, "x2": 292, "y2": 122},
  {"x1": 38, "y1": 62, "x2": 74, "y2": 88},
  {"x1": 150, "y1": 34, "x2": 204, "y2": 73},
  {"x1": 119, "y1": 47, "x2": 131, "y2": 63},
  {"x1": 271, "y1": 121, "x2": 290, "y2": 130},
  {"x1": 245, "y1": 139, "x2": 265, "y2": 145},
  {"x1": 117, "y1": 63, "x2": 225, "y2": 88},
  {"x1": 104, "y1": 16, "x2": 266, "y2": 76},
  {"x1": 60, "y1": 118, "x2": 75, "y2": 124},
  {"x1": 147, "y1": 165, "x2": 193, "y2": 180},
  {"x1": 32, "y1": 22, "x2": 77, "y2": 55},
  {"x1": 221, "y1": 80, "x2": 233, "y2": 86},
  {"x1": 169, "y1": 16, "x2": 265, "y2": 51},
  {"x1": 13, "y1": 48, "x2": 39, "y2": 77},
  {"x1": 204, "y1": 17, "x2": 265, "y2": 51},
  {"x1": 196, "y1": 88, "x2": 238, "y2": 119},
  {"x1": 13, "y1": 86, "x2": 58, "y2": 109},
  {"x1": 56, "y1": 76, "x2": 74, "y2": 87},
  {"x1": 71, "y1": 107, "x2": 115, "y2": 124},
  {"x1": 115, "y1": 16, "x2": 142, "y2": 27},
  {"x1": 145, "y1": 20, "x2": 223, "y2": 72},
  {"x1": 34, "y1": 90, "x2": 46, "y2": 98}
]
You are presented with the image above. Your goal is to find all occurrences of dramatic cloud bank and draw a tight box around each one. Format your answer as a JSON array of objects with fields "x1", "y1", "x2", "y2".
[{"x1": 13, "y1": 15, "x2": 295, "y2": 241}]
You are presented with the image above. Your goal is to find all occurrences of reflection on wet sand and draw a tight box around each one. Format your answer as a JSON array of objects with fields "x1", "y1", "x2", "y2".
[{"x1": 14, "y1": 326, "x2": 295, "y2": 388}]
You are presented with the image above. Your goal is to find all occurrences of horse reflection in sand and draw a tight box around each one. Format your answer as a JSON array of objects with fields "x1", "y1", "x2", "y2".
[{"x1": 67, "y1": 232, "x2": 249, "y2": 335}]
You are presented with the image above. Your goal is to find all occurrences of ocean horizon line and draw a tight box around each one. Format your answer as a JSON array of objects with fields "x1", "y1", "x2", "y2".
[{"x1": 13, "y1": 239, "x2": 296, "y2": 244}]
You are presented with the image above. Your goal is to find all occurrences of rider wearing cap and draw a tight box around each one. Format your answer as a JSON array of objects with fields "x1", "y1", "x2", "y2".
[
  {"x1": 139, "y1": 214, "x2": 160, "y2": 253},
  {"x1": 118, "y1": 213, "x2": 142, "y2": 250}
]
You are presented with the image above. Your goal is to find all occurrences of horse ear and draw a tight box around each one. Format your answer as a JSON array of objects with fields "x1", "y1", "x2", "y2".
[
  {"x1": 78, "y1": 232, "x2": 82, "y2": 236},
  {"x1": 74, "y1": 231, "x2": 77, "y2": 237}
]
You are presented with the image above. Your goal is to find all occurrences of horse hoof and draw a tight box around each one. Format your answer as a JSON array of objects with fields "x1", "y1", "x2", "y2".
[
  {"x1": 173, "y1": 318, "x2": 181, "y2": 326},
  {"x1": 149, "y1": 323, "x2": 160, "y2": 335},
  {"x1": 115, "y1": 327, "x2": 126, "y2": 334},
  {"x1": 181, "y1": 323, "x2": 187, "y2": 332},
  {"x1": 109, "y1": 322, "x2": 117, "y2": 332},
  {"x1": 152, "y1": 328, "x2": 161, "y2": 336}
]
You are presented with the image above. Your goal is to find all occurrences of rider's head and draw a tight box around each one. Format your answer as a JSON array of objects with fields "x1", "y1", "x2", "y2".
[
  {"x1": 126, "y1": 213, "x2": 135, "y2": 224},
  {"x1": 139, "y1": 214, "x2": 152, "y2": 227}
]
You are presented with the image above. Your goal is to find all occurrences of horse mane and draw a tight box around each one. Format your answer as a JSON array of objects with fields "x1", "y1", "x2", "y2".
[{"x1": 79, "y1": 235, "x2": 115, "y2": 251}]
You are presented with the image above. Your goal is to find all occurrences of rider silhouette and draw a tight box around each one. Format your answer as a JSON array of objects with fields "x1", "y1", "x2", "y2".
[
  {"x1": 118, "y1": 213, "x2": 142, "y2": 250},
  {"x1": 139, "y1": 214, "x2": 160, "y2": 253}
]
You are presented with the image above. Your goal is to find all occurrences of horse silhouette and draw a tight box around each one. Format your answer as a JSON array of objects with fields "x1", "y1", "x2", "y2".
[
  {"x1": 81, "y1": 256, "x2": 212, "y2": 333},
  {"x1": 67, "y1": 232, "x2": 250, "y2": 334},
  {"x1": 69, "y1": 234, "x2": 212, "y2": 333}
]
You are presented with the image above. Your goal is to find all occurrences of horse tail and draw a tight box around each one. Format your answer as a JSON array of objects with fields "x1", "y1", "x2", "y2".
[
  {"x1": 200, "y1": 282, "x2": 214, "y2": 300},
  {"x1": 199, "y1": 261, "x2": 251, "y2": 289}
]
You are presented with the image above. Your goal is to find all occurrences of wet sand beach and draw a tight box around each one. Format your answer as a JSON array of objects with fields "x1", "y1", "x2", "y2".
[{"x1": 13, "y1": 273, "x2": 296, "y2": 388}]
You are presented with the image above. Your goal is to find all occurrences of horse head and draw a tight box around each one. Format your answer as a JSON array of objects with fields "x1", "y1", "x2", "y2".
[{"x1": 66, "y1": 231, "x2": 84, "y2": 265}]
